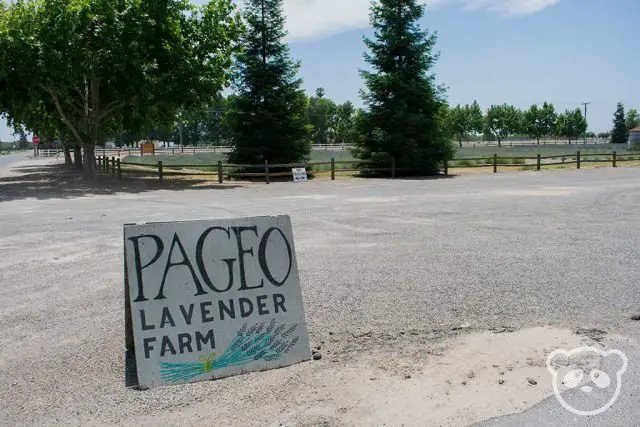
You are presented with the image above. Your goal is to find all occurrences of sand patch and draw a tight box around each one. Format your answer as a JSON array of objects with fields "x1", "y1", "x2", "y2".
[{"x1": 124, "y1": 327, "x2": 592, "y2": 427}]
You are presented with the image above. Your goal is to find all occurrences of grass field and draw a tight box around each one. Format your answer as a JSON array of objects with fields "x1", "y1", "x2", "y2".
[{"x1": 122, "y1": 144, "x2": 636, "y2": 169}]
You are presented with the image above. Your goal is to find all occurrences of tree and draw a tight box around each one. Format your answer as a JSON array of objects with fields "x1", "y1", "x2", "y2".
[
  {"x1": 332, "y1": 101, "x2": 357, "y2": 145},
  {"x1": 227, "y1": 0, "x2": 311, "y2": 165},
  {"x1": 355, "y1": 0, "x2": 453, "y2": 175},
  {"x1": 626, "y1": 108, "x2": 640, "y2": 132},
  {"x1": 468, "y1": 101, "x2": 484, "y2": 135},
  {"x1": 0, "y1": 0, "x2": 241, "y2": 177},
  {"x1": 448, "y1": 105, "x2": 466, "y2": 147},
  {"x1": 448, "y1": 101, "x2": 487, "y2": 148},
  {"x1": 523, "y1": 102, "x2": 557, "y2": 145},
  {"x1": 611, "y1": 103, "x2": 627, "y2": 144},
  {"x1": 484, "y1": 104, "x2": 521, "y2": 147},
  {"x1": 557, "y1": 109, "x2": 587, "y2": 143},
  {"x1": 308, "y1": 88, "x2": 337, "y2": 145}
]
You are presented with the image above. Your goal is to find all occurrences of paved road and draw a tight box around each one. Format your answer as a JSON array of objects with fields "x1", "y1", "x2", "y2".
[
  {"x1": 0, "y1": 161, "x2": 638, "y2": 425},
  {"x1": 477, "y1": 335, "x2": 640, "y2": 426},
  {"x1": 0, "y1": 151, "x2": 28, "y2": 168}
]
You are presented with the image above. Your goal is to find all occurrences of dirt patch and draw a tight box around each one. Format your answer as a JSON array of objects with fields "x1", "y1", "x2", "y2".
[{"x1": 120, "y1": 327, "x2": 591, "y2": 426}]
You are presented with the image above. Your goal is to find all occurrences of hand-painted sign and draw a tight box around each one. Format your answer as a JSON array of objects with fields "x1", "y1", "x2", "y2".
[
  {"x1": 292, "y1": 168, "x2": 308, "y2": 182},
  {"x1": 123, "y1": 216, "x2": 311, "y2": 389}
]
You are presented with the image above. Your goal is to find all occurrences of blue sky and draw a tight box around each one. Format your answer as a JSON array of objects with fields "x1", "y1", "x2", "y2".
[{"x1": 2, "y1": 0, "x2": 638, "y2": 140}]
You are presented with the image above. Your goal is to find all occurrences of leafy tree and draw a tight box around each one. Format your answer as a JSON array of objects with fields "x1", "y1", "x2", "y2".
[
  {"x1": 557, "y1": 109, "x2": 587, "y2": 143},
  {"x1": 448, "y1": 101, "x2": 485, "y2": 147},
  {"x1": 468, "y1": 101, "x2": 484, "y2": 135},
  {"x1": 523, "y1": 102, "x2": 556, "y2": 145},
  {"x1": 308, "y1": 88, "x2": 337, "y2": 145},
  {"x1": 355, "y1": 0, "x2": 453, "y2": 175},
  {"x1": 227, "y1": 0, "x2": 311, "y2": 165},
  {"x1": 611, "y1": 103, "x2": 627, "y2": 144},
  {"x1": 626, "y1": 108, "x2": 640, "y2": 132},
  {"x1": 332, "y1": 101, "x2": 357, "y2": 144},
  {"x1": 0, "y1": 0, "x2": 241, "y2": 177},
  {"x1": 14, "y1": 125, "x2": 30, "y2": 150},
  {"x1": 484, "y1": 104, "x2": 521, "y2": 147}
]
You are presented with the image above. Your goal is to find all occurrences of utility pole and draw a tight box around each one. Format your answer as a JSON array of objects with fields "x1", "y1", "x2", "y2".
[{"x1": 582, "y1": 101, "x2": 591, "y2": 143}]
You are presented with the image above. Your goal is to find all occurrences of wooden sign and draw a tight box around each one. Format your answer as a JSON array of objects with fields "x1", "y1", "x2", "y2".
[
  {"x1": 140, "y1": 143, "x2": 155, "y2": 156},
  {"x1": 123, "y1": 216, "x2": 311, "y2": 389},
  {"x1": 292, "y1": 168, "x2": 308, "y2": 182}
]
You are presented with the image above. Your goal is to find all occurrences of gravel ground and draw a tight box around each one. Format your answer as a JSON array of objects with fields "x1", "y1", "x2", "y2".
[{"x1": 1, "y1": 159, "x2": 639, "y2": 426}]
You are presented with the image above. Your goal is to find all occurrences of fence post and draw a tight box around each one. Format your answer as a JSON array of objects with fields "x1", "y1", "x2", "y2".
[
  {"x1": 331, "y1": 157, "x2": 335, "y2": 181},
  {"x1": 493, "y1": 153, "x2": 498, "y2": 174},
  {"x1": 158, "y1": 161, "x2": 163, "y2": 182},
  {"x1": 264, "y1": 160, "x2": 270, "y2": 184},
  {"x1": 105, "y1": 155, "x2": 109, "y2": 172},
  {"x1": 193, "y1": 146, "x2": 196, "y2": 154},
  {"x1": 613, "y1": 151, "x2": 617, "y2": 168},
  {"x1": 218, "y1": 161, "x2": 223, "y2": 184},
  {"x1": 96, "y1": 156, "x2": 101, "y2": 171},
  {"x1": 128, "y1": 148, "x2": 131, "y2": 156},
  {"x1": 537, "y1": 154, "x2": 541, "y2": 171},
  {"x1": 391, "y1": 157, "x2": 396, "y2": 178},
  {"x1": 111, "y1": 157, "x2": 116, "y2": 176},
  {"x1": 117, "y1": 158, "x2": 122, "y2": 179},
  {"x1": 444, "y1": 159, "x2": 448, "y2": 176},
  {"x1": 577, "y1": 151, "x2": 581, "y2": 169},
  {"x1": 172, "y1": 148, "x2": 175, "y2": 155}
]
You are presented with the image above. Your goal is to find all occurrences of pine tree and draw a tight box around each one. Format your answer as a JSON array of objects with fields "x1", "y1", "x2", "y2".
[
  {"x1": 227, "y1": 0, "x2": 310, "y2": 165},
  {"x1": 355, "y1": 0, "x2": 454, "y2": 175},
  {"x1": 611, "y1": 103, "x2": 627, "y2": 144}
]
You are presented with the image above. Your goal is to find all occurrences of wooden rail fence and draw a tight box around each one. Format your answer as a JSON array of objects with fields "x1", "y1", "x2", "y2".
[{"x1": 94, "y1": 150, "x2": 636, "y2": 184}]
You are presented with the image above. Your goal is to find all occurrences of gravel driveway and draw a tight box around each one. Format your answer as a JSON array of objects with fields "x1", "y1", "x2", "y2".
[{"x1": 1, "y1": 159, "x2": 639, "y2": 426}]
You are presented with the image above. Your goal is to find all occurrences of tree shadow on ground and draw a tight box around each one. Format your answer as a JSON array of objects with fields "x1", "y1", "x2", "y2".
[
  {"x1": 395, "y1": 174, "x2": 457, "y2": 181},
  {"x1": 0, "y1": 163, "x2": 244, "y2": 203}
]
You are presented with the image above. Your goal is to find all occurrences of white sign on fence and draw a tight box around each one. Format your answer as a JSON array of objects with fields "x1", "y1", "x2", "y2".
[
  {"x1": 123, "y1": 216, "x2": 311, "y2": 389},
  {"x1": 292, "y1": 168, "x2": 308, "y2": 182}
]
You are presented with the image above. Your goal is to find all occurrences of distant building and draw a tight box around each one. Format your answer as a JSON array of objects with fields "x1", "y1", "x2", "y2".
[{"x1": 630, "y1": 127, "x2": 640, "y2": 147}]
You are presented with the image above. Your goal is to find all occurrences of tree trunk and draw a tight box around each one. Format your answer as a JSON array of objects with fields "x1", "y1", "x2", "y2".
[
  {"x1": 83, "y1": 145, "x2": 97, "y2": 178},
  {"x1": 497, "y1": 138, "x2": 502, "y2": 148},
  {"x1": 63, "y1": 145, "x2": 72, "y2": 167},
  {"x1": 74, "y1": 144, "x2": 83, "y2": 169}
]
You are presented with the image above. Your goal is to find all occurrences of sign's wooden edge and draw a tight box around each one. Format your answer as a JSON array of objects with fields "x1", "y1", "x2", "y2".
[{"x1": 122, "y1": 215, "x2": 289, "y2": 229}]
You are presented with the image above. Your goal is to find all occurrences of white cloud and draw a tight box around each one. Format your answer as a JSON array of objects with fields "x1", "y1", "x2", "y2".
[
  {"x1": 232, "y1": 0, "x2": 561, "y2": 42},
  {"x1": 460, "y1": 0, "x2": 561, "y2": 16}
]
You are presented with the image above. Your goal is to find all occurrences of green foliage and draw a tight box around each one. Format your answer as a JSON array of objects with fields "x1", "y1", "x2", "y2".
[
  {"x1": 0, "y1": 0, "x2": 241, "y2": 176},
  {"x1": 484, "y1": 104, "x2": 522, "y2": 146},
  {"x1": 227, "y1": 0, "x2": 310, "y2": 165},
  {"x1": 308, "y1": 88, "x2": 337, "y2": 144},
  {"x1": 523, "y1": 102, "x2": 557, "y2": 144},
  {"x1": 355, "y1": 0, "x2": 454, "y2": 175},
  {"x1": 556, "y1": 108, "x2": 587, "y2": 142},
  {"x1": 611, "y1": 103, "x2": 627, "y2": 144},
  {"x1": 626, "y1": 108, "x2": 640, "y2": 132},
  {"x1": 332, "y1": 101, "x2": 358, "y2": 144},
  {"x1": 448, "y1": 101, "x2": 483, "y2": 147}
]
